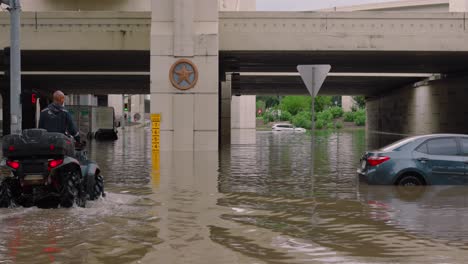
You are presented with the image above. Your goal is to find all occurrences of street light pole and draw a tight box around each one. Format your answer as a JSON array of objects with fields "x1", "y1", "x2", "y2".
[{"x1": 2, "y1": 0, "x2": 22, "y2": 134}]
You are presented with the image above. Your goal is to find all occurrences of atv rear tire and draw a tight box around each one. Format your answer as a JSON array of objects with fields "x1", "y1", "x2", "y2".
[
  {"x1": 60, "y1": 171, "x2": 86, "y2": 208},
  {"x1": 91, "y1": 174, "x2": 105, "y2": 200},
  {"x1": 0, "y1": 179, "x2": 15, "y2": 208}
]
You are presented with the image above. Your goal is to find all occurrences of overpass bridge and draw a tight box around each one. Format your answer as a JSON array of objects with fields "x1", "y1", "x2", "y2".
[
  {"x1": 1, "y1": 6, "x2": 468, "y2": 149},
  {"x1": 1, "y1": 11, "x2": 468, "y2": 95}
]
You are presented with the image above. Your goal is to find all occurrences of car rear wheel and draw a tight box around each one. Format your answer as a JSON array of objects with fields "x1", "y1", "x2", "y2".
[{"x1": 397, "y1": 175, "x2": 423, "y2": 186}]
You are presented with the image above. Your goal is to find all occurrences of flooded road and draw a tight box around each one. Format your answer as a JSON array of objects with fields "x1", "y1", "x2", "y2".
[{"x1": 2, "y1": 127, "x2": 468, "y2": 263}]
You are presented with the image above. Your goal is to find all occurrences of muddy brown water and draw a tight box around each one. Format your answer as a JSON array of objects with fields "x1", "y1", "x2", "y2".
[{"x1": 1, "y1": 127, "x2": 468, "y2": 263}]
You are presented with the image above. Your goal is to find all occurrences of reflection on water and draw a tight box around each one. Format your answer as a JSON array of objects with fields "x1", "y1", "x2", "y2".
[{"x1": 1, "y1": 127, "x2": 468, "y2": 263}]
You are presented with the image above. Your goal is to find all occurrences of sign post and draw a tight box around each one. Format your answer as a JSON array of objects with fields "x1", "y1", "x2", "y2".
[{"x1": 297, "y1": 65, "x2": 331, "y2": 176}]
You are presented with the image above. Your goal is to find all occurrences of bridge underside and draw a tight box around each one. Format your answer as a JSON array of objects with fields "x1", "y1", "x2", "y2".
[
  {"x1": 0, "y1": 50, "x2": 467, "y2": 96},
  {"x1": 220, "y1": 50, "x2": 468, "y2": 96},
  {"x1": 0, "y1": 50, "x2": 149, "y2": 95}
]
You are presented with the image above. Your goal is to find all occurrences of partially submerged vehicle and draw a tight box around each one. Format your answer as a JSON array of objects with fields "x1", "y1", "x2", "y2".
[
  {"x1": 272, "y1": 123, "x2": 306, "y2": 132},
  {"x1": 68, "y1": 106, "x2": 119, "y2": 141},
  {"x1": 0, "y1": 129, "x2": 105, "y2": 208}
]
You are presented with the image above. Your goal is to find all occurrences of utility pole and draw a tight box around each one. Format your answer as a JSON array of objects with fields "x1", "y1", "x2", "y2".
[{"x1": 2, "y1": 0, "x2": 22, "y2": 134}]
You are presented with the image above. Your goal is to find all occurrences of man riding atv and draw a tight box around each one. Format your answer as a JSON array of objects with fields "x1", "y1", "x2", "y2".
[
  {"x1": 0, "y1": 91, "x2": 104, "y2": 208},
  {"x1": 39, "y1": 91, "x2": 81, "y2": 144}
]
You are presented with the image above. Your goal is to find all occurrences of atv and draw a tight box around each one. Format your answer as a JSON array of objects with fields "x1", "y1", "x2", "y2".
[{"x1": 0, "y1": 129, "x2": 105, "y2": 208}]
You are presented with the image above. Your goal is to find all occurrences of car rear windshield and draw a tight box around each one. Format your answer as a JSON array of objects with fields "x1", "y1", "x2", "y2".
[{"x1": 379, "y1": 136, "x2": 418, "y2": 152}]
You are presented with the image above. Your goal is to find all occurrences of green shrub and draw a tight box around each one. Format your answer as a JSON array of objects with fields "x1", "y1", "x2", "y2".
[
  {"x1": 354, "y1": 115, "x2": 366, "y2": 126},
  {"x1": 355, "y1": 109, "x2": 366, "y2": 117},
  {"x1": 343, "y1": 112, "x2": 355, "y2": 122},
  {"x1": 326, "y1": 122, "x2": 334, "y2": 129},
  {"x1": 335, "y1": 121, "x2": 343, "y2": 129},
  {"x1": 292, "y1": 111, "x2": 312, "y2": 129},
  {"x1": 316, "y1": 110, "x2": 333, "y2": 122},
  {"x1": 315, "y1": 119, "x2": 326, "y2": 129},
  {"x1": 329, "y1": 106, "x2": 344, "y2": 118},
  {"x1": 280, "y1": 111, "x2": 292, "y2": 121},
  {"x1": 262, "y1": 112, "x2": 274, "y2": 124}
]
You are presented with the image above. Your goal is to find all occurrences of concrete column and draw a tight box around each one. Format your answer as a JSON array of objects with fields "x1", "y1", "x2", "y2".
[
  {"x1": 79, "y1": 94, "x2": 97, "y2": 106},
  {"x1": 450, "y1": 0, "x2": 468, "y2": 11},
  {"x1": 341, "y1": 96, "x2": 354, "y2": 112},
  {"x1": 231, "y1": 95, "x2": 256, "y2": 129},
  {"x1": 220, "y1": 75, "x2": 232, "y2": 146},
  {"x1": 108, "y1": 94, "x2": 124, "y2": 120},
  {"x1": 151, "y1": 0, "x2": 219, "y2": 151},
  {"x1": 231, "y1": 95, "x2": 256, "y2": 144},
  {"x1": 367, "y1": 76, "x2": 468, "y2": 147},
  {"x1": 129, "y1": 94, "x2": 145, "y2": 123}
]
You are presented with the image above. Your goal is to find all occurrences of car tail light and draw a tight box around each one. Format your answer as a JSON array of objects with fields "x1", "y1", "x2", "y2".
[
  {"x1": 6, "y1": 160, "x2": 20, "y2": 170},
  {"x1": 48, "y1": 159, "x2": 63, "y2": 169},
  {"x1": 367, "y1": 156, "x2": 390, "y2": 167},
  {"x1": 8, "y1": 146, "x2": 15, "y2": 152}
]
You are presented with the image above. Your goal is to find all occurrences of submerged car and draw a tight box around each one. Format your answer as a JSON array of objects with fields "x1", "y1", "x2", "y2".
[
  {"x1": 272, "y1": 123, "x2": 306, "y2": 132},
  {"x1": 358, "y1": 134, "x2": 468, "y2": 185}
]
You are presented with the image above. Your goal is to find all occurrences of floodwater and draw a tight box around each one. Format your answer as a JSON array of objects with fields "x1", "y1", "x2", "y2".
[{"x1": 2, "y1": 127, "x2": 468, "y2": 263}]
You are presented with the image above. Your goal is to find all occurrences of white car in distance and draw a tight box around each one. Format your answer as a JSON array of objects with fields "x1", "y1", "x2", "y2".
[{"x1": 271, "y1": 123, "x2": 306, "y2": 132}]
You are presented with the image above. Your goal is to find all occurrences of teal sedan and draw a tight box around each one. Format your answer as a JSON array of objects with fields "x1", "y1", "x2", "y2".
[{"x1": 358, "y1": 134, "x2": 468, "y2": 185}]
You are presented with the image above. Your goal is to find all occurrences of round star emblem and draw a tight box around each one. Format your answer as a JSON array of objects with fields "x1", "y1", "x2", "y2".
[{"x1": 169, "y1": 59, "x2": 199, "y2": 90}]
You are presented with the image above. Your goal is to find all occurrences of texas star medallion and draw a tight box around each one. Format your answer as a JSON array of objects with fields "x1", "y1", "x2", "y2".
[{"x1": 169, "y1": 59, "x2": 199, "y2": 90}]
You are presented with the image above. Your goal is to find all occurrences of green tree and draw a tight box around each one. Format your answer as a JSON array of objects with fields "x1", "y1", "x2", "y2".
[
  {"x1": 280, "y1": 96, "x2": 311, "y2": 116},
  {"x1": 257, "y1": 96, "x2": 280, "y2": 108},
  {"x1": 352, "y1": 96, "x2": 366, "y2": 109},
  {"x1": 256, "y1": 100, "x2": 266, "y2": 112},
  {"x1": 292, "y1": 111, "x2": 312, "y2": 129},
  {"x1": 314, "y1": 96, "x2": 333, "y2": 112}
]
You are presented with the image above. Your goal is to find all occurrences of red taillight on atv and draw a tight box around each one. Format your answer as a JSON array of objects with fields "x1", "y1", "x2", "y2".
[
  {"x1": 48, "y1": 159, "x2": 63, "y2": 169},
  {"x1": 6, "y1": 160, "x2": 20, "y2": 170},
  {"x1": 367, "y1": 156, "x2": 390, "y2": 167},
  {"x1": 8, "y1": 146, "x2": 15, "y2": 152},
  {"x1": 50, "y1": 144, "x2": 55, "y2": 151}
]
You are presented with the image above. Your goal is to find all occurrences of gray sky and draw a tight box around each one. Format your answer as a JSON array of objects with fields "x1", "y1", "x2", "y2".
[{"x1": 257, "y1": 0, "x2": 396, "y2": 11}]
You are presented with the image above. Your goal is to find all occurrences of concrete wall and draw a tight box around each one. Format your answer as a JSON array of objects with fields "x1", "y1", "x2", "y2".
[
  {"x1": 219, "y1": 12, "x2": 468, "y2": 52},
  {"x1": 219, "y1": 0, "x2": 256, "y2": 11},
  {"x1": 15, "y1": 0, "x2": 150, "y2": 11},
  {"x1": 450, "y1": 0, "x2": 468, "y2": 11},
  {"x1": 321, "y1": 0, "x2": 449, "y2": 12},
  {"x1": 367, "y1": 76, "x2": 468, "y2": 136}
]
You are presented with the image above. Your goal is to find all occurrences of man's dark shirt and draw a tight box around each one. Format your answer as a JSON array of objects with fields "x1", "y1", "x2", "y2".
[{"x1": 39, "y1": 103, "x2": 79, "y2": 140}]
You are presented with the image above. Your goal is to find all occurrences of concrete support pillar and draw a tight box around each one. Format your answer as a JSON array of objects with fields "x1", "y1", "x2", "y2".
[
  {"x1": 341, "y1": 96, "x2": 354, "y2": 112},
  {"x1": 450, "y1": 0, "x2": 468, "y2": 11},
  {"x1": 79, "y1": 95, "x2": 92, "y2": 106},
  {"x1": 231, "y1": 95, "x2": 256, "y2": 129},
  {"x1": 129, "y1": 94, "x2": 145, "y2": 123},
  {"x1": 220, "y1": 74, "x2": 232, "y2": 146},
  {"x1": 151, "y1": 0, "x2": 219, "y2": 151},
  {"x1": 367, "y1": 76, "x2": 468, "y2": 147},
  {"x1": 231, "y1": 95, "x2": 256, "y2": 145}
]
